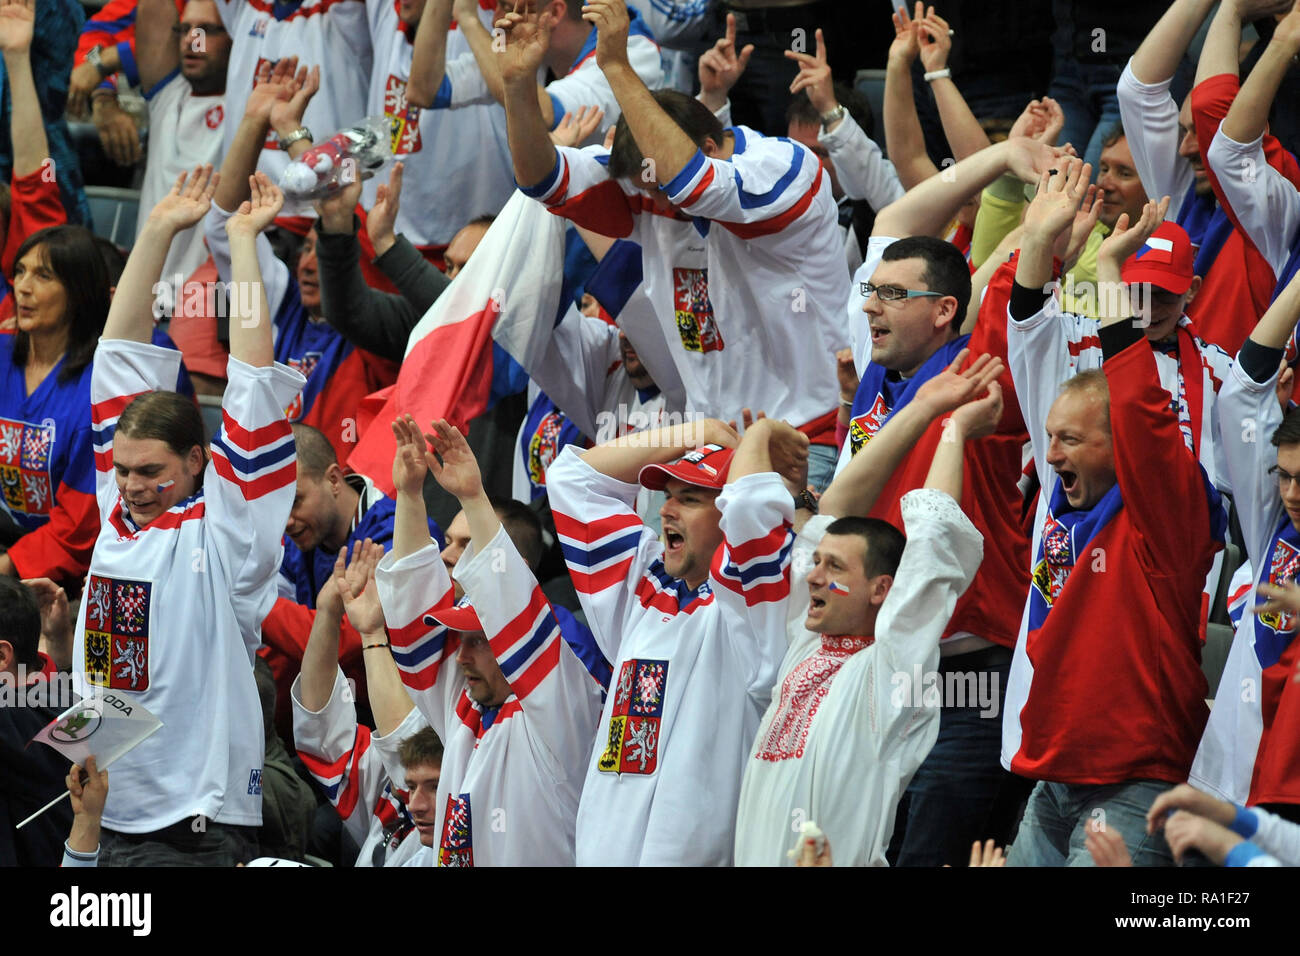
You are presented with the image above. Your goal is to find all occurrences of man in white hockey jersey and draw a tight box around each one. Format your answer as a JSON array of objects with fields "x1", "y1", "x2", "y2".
[
  {"x1": 375, "y1": 416, "x2": 606, "y2": 865},
  {"x1": 292, "y1": 540, "x2": 430, "y2": 867},
  {"x1": 735, "y1": 350, "x2": 1001, "y2": 866},
  {"x1": 79, "y1": 169, "x2": 305, "y2": 865},
  {"x1": 547, "y1": 412, "x2": 811, "y2": 865},
  {"x1": 502, "y1": 0, "x2": 850, "y2": 491}
]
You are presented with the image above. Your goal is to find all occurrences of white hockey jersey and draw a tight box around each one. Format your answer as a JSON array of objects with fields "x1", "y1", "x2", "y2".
[
  {"x1": 521, "y1": 129, "x2": 851, "y2": 430},
  {"x1": 291, "y1": 667, "x2": 427, "y2": 866},
  {"x1": 546, "y1": 447, "x2": 792, "y2": 866},
  {"x1": 77, "y1": 340, "x2": 304, "y2": 832},
  {"x1": 363, "y1": 1, "x2": 514, "y2": 247},
  {"x1": 375, "y1": 526, "x2": 605, "y2": 865},
  {"x1": 734, "y1": 490, "x2": 984, "y2": 866}
]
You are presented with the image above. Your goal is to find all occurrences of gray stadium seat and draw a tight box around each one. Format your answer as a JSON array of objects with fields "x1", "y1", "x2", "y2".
[
  {"x1": 85, "y1": 186, "x2": 141, "y2": 249},
  {"x1": 853, "y1": 68, "x2": 888, "y2": 149}
]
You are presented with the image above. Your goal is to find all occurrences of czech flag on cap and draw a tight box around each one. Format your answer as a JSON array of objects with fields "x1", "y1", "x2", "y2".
[
  {"x1": 424, "y1": 602, "x2": 484, "y2": 634},
  {"x1": 638, "y1": 443, "x2": 734, "y2": 491},
  {"x1": 1121, "y1": 221, "x2": 1195, "y2": 295}
]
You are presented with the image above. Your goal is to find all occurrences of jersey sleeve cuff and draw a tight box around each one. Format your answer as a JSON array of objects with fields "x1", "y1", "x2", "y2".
[
  {"x1": 663, "y1": 149, "x2": 710, "y2": 202},
  {"x1": 431, "y1": 74, "x2": 452, "y2": 110},
  {"x1": 1223, "y1": 840, "x2": 1267, "y2": 867},
  {"x1": 547, "y1": 91, "x2": 567, "y2": 130},
  {"x1": 517, "y1": 151, "x2": 565, "y2": 202},
  {"x1": 116, "y1": 41, "x2": 139, "y2": 88},
  {"x1": 1229, "y1": 803, "x2": 1260, "y2": 839}
]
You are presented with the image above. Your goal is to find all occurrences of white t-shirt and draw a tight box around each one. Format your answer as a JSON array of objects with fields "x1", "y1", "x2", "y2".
[
  {"x1": 76, "y1": 340, "x2": 305, "y2": 833},
  {"x1": 139, "y1": 73, "x2": 226, "y2": 303}
]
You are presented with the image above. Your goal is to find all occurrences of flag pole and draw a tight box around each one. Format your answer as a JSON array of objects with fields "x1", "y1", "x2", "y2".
[{"x1": 16, "y1": 788, "x2": 70, "y2": 829}]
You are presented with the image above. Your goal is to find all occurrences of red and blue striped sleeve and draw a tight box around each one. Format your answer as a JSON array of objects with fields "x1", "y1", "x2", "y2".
[
  {"x1": 662, "y1": 132, "x2": 826, "y2": 240},
  {"x1": 519, "y1": 146, "x2": 639, "y2": 239},
  {"x1": 375, "y1": 543, "x2": 459, "y2": 741},
  {"x1": 546, "y1": 446, "x2": 662, "y2": 664}
]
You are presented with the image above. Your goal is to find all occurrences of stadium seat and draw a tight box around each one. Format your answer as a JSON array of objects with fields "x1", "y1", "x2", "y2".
[
  {"x1": 1202, "y1": 622, "x2": 1234, "y2": 701},
  {"x1": 85, "y1": 186, "x2": 141, "y2": 249},
  {"x1": 853, "y1": 68, "x2": 888, "y2": 149}
]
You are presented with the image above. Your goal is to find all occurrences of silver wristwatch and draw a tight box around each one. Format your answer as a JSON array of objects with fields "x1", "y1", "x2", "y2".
[
  {"x1": 277, "y1": 126, "x2": 313, "y2": 151},
  {"x1": 819, "y1": 104, "x2": 846, "y2": 131},
  {"x1": 86, "y1": 44, "x2": 110, "y2": 78}
]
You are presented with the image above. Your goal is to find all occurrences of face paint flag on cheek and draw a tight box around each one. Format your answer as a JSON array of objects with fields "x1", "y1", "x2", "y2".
[
  {"x1": 827, "y1": 582, "x2": 851, "y2": 595},
  {"x1": 156, "y1": 480, "x2": 175, "y2": 493}
]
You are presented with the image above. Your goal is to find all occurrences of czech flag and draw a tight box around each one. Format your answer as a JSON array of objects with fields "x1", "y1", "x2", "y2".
[{"x1": 346, "y1": 191, "x2": 567, "y2": 494}]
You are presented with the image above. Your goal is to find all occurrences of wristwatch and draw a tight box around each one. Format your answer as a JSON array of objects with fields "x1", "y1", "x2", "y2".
[
  {"x1": 277, "y1": 126, "x2": 313, "y2": 151},
  {"x1": 795, "y1": 489, "x2": 819, "y2": 514},
  {"x1": 86, "y1": 44, "x2": 109, "y2": 78},
  {"x1": 819, "y1": 104, "x2": 846, "y2": 131}
]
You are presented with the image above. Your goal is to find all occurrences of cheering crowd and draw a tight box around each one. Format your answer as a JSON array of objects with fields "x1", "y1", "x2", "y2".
[{"x1": 3, "y1": 0, "x2": 1300, "y2": 869}]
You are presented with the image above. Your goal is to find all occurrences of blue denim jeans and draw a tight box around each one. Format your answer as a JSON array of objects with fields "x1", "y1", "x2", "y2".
[
  {"x1": 1007, "y1": 779, "x2": 1174, "y2": 867},
  {"x1": 888, "y1": 646, "x2": 1014, "y2": 867},
  {"x1": 1048, "y1": 57, "x2": 1123, "y2": 174},
  {"x1": 807, "y1": 442, "x2": 838, "y2": 497}
]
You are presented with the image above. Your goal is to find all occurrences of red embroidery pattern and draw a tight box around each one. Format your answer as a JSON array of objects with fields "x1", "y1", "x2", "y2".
[{"x1": 754, "y1": 635, "x2": 872, "y2": 762}]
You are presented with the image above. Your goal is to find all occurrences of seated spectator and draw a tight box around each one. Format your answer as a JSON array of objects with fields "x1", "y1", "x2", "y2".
[
  {"x1": 375, "y1": 416, "x2": 606, "y2": 865},
  {"x1": 60, "y1": 756, "x2": 109, "y2": 868},
  {"x1": 203, "y1": 58, "x2": 399, "y2": 464},
  {"x1": 404, "y1": 0, "x2": 662, "y2": 135},
  {"x1": 292, "y1": 540, "x2": 431, "y2": 867},
  {"x1": 1148, "y1": 783, "x2": 1300, "y2": 867},
  {"x1": 0, "y1": 577, "x2": 71, "y2": 866},
  {"x1": 1004, "y1": 171, "x2": 1224, "y2": 867},
  {"x1": 735, "y1": 350, "x2": 1001, "y2": 866},
  {"x1": 504, "y1": 0, "x2": 851, "y2": 491}
]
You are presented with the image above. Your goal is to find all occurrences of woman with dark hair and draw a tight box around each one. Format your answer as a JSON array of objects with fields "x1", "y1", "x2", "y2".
[
  {"x1": 73, "y1": 165, "x2": 305, "y2": 866},
  {"x1": 0, "y1": 225, "x2": 109, "y2": 584}
]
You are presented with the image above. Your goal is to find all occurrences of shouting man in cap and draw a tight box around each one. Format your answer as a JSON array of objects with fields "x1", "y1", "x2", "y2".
[
  {"x1": 547, "y1": 412, "x2": 809, "y2": 865},
  {"x1": 375, "y1": 416, "x2": 606, "y2": 866}
]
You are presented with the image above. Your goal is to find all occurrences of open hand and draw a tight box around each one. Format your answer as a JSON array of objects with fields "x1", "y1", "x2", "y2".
[
  {"x1": 148, "y1": 164, "x2": 220, "y2": 233},
  {"x1": 334, "y1": 538, "x2": 388, "y2": 635},
  {"x1": 426, "y1": 418, "x2": 484, "y2": 501},
  {"x1": 225, "y1": 171, "x2": 284, "y2": 239},
  {"x1": 391, "y1": 413, "x2": 439, "y2": 497}
]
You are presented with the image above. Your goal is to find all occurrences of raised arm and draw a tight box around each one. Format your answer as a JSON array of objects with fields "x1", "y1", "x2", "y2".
[
  {"x1": 499, "y1": 5, "x2": 565, "y2": 189},
  {"x1": 424, "y1": 419, "x2": 501, "y2": 554},
  {"x1": 1095, "y1": 195, "x2": 1172, "y2": 330},
  {"x1": 222, "y1": 173, "x2": 281, "y2": 367},
  {"x1": 390, "y1": 415, "x2": 442, "y2": 561},
  {"x1": 403, "y1": 0, "x2": 455, "y2": 108},
  {"x1": 1250, "y1": 259, "x2": 1300, "y2": 350},
  {"x1": 819, "y1": 351, "x2": 1004, "y2": 517},
  {"x1": 584, "y1": 0, "x2": 698, "y2": 189},
  {"x1": 916, "y1": 8, "x2": 991, "y2": 163},
  {"x1": 875, "y1": 136, "x2": 1061, "y2": 241},
  {"x1": 883, "y1": 1, "x2": 937, "y2": 190},
  {"x1": 580, "y1": 417, "x2": 738, "y2": 483},
  {"x1": 103, "y1": 165, "x2": 218, "y2": 343},
  {"x1": 299, "y1": 574, "x2": 346, "y2": 713},
  {"x1": 726, "y1": 418, "x2": 809, "y2": 486},
  {"x1": 0, "y1": 0, "x2": 48, "y2": 179},
  {"x1": 135, "y1": 0, "x2": 180, "y2": 93},
  {"x1": 925, "y1": 378, "x2": 1004, "y2": 503},
  {"x1": 335, "y1": 540, "x2": 413, "y2": 737},
  {"x1": 1222, "y1": 5, "x2": 1300, "y2": 145},
  {"x1": 1014, "y1": 159, "x2": 1090, "y2": 293},
  {"x1": 699, "y1": 12, "x2": 752, "y2": 114},
  {"x1": 1130, "y1": 0, "x2": 1217, "y2": 85}
]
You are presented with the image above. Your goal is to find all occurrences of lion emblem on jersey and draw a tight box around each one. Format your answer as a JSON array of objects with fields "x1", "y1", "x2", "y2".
[
  {"x1": 384, "y1": 75, "x2": 423, "y2": 154},
  {"x1": 438, "y1": 793, "x2": 473, "y2": 867},
  {"x1": 598, "y1": 659, "x2": 668, "y2": 775},
  {"x1": 848, "y1": 394, "x2": 890, "y2": 456},
  {"x1": 672, "y1": 267, "x2": 723, "y2": 353},
  {"x1": 527, "y1": 411, "x2": 566, "y2": 488},
  {"x1": 84, "y1": 575, "x2": 152, "y2": 692},
  {"x1": 1259, "y1": 538, "x2": 1300, "y2": 634},
  {"x1": 1031, "y1": 514, "x2": 1073, "y2": 607}
]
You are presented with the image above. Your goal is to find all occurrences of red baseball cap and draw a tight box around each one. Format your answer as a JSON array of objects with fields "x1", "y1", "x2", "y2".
[
  {"x1": 1121, "y1": 221, "x2": 1196, "y2": 295},
  {"x1": 638, "y1": 443, "x2": 734, "y2": 491},
  {"x1": 424, "y1": 603, "x2": 484, "y2": 634}
]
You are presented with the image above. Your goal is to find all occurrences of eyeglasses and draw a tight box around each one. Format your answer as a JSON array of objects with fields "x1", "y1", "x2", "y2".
[
  {"x1": 171, "y1": 22, "x2": 228, "y2": 36},
  {"x1": 860, "y1": 282, "x2": 944, "y2": 305},
  {"x1": 1269, "y1": 464, "x2": 1300, "y2": 490}
]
